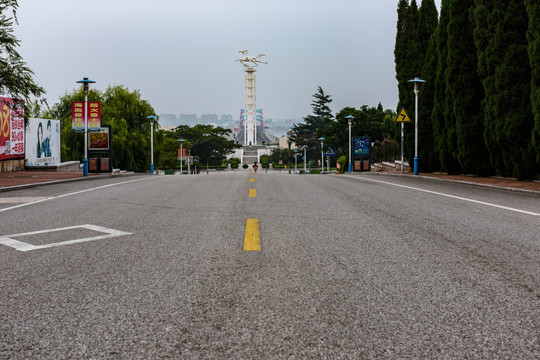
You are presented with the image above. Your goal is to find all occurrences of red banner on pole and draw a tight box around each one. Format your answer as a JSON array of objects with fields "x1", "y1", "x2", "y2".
[{"x1": 72, "y1": 101, "x2": 101, "y2": 132}]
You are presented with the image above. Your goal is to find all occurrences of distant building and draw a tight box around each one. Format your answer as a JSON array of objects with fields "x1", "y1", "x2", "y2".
[
  {"x1": 201, "y1": 114, "x2": 218, "y2": 123},
  {"x1": 221, "y1": 114, "x2": 233, "y2": 122},
  {"x1": 178, "y1": 114, "x2": 198, "y2": 125},
  {"x1": 158, "y1": 114, "x2": 177, "y2": 127}
]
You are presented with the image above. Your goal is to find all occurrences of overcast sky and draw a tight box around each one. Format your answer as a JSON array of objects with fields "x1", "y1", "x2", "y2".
[{"x1": 14, "y1": 0, "x2": 441, "y2": 120}]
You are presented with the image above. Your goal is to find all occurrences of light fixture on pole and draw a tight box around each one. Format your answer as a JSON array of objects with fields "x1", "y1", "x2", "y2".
[
  {"x1": 302, "y1": 145, "x2": 308, "y2": 174},
  {"x1": 76, "y1": 77, "x2": 96, "y2": 176},
  {"x1": 147, "y1": 115, "x2": 156, "y2": 174},
  {"x1": 345, "y1": 115, "x2": 354, "y2": 173},
  {"x1": 318, "y1": 137, "x2": 325, "y2": 174},
  {"x1": 408, "y1": 77, "x2": 426, "y2": 175},
  {"x1": 178, "y1": 139, "x2": 185, "y2": 175}
]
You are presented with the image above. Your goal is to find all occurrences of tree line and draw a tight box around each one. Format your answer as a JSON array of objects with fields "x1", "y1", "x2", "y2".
[{"x1": 396, "y1": 0, "x2": 539, "y2": 180}]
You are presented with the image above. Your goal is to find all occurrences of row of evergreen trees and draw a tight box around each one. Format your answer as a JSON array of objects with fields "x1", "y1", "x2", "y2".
[{"x1": 395, "y1": 0, "x2": 539, "y2": 179}]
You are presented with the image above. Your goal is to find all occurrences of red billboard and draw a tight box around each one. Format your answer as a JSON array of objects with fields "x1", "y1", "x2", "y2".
[
  {"x1": 0, "y1": 97, "x2": 25, "y2": 160},
  {"x1": 72, "y1": 101, "x2": 101, "y2": 132}
]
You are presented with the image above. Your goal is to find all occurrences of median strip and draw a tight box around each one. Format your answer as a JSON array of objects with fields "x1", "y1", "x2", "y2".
[{"x1": 243, "y1": 218, "x2": 261, "y2": 251}]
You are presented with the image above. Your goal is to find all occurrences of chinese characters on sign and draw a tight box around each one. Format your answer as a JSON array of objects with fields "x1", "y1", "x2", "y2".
[
  {"x1": 0, "y1": 97, "x2": 25, "y2": 160},
  {"x1": 72, "y1": 101, "x2": 101, "y2": 132}
]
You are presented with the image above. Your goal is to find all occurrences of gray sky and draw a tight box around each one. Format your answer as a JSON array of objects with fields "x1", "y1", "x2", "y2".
[{"x1": 15, "y1": 0, "x2": 441, "y2": 120}]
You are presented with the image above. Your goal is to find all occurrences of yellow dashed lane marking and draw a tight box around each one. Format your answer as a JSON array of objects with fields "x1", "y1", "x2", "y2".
[
  {"x1": 244, "y1": 219, "x2": 261, "y2": 251},
  {"x1": 249, "y1": 188, "x2": 257, "y2": 197},
  {"x1": 250, "y1": 178, "x2": 255, "y2": 183}
]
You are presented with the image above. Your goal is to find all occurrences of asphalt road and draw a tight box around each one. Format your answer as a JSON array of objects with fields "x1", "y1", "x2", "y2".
[{"x1": 1, "y1": 172, "x2": 539, "y2": 358}]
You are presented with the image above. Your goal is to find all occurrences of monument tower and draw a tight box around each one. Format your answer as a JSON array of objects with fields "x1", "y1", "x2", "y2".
[{"x1": 236, "y1": 50, "x2": 267, "y2": 146}]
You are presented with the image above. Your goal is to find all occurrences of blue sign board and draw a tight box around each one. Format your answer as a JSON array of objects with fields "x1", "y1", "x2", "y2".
[{"x1": 353, "y1": 137, "x2": 371, "y2": 157}]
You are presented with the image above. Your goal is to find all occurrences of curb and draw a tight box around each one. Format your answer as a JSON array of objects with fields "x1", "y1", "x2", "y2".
[{"x1": 0, "y1": 172, "x2": 143, "y2": 193}]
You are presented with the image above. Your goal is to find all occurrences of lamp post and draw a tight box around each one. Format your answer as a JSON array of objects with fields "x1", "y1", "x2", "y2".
[
  {"x1": 408, "y1": 77, "x2": 426, "y2": 175},
  {"x1": 178, "y1": 139, "x2": 185, "y2": 174},
  {"x1": 318, "y1": 137, "x2": 325, "y2": 174},
  {"x1": 147, "y1": 116, "x2": 156, "y2": 174},
  {"x1": 303, "y1": 145, "x2": 308, "y2": 174},
  {"x1": 287, "y1": 130, "x2": 292, "y2": 174},
  {"x1": 293, "y1": 150, "x2": 298, "y2": 174},
  {"x1": 76, "y1": 77, "x2": 96, "y2": 176},
  {"x1": 345, "y1": 115, "x2": 354, "y2": 173}
]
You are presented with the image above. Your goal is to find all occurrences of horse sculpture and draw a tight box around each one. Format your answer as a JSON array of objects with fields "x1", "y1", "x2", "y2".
[{"x1": 236, "y1": 50, "x2": 267, "y2": 69}]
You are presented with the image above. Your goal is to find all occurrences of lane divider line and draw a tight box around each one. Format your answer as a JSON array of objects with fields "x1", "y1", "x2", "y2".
[
  {"x1": 244, "y1": 218, "x2": 261, "y2": 251},
  {"x1": 250, "y1": 178, "x2": 255, "y2": 183},
  {"x1": 249, "y1": 188, "x2": 257, "y2": 198}
]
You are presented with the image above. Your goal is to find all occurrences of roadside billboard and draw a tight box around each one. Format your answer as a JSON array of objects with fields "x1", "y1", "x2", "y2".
[
  {"x1": 0, "y1": 97, "x2": 25, "y2": 160},
  {"x1": 26, "y1": 118, "x2": 61, "y2": 166}
]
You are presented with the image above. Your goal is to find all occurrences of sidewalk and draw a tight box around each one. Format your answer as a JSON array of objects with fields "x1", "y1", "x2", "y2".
[{"x1": 0, "y1": 171, "x2": 110, "y2": 192}]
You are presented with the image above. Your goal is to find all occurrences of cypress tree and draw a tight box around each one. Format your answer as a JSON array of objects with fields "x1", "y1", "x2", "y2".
[
  {"x1": 473, "y1": 0, "x2": 534, "y2": 179},
  {"x1": 417, "y1": 0, "x2": 439, "y2": 172},
  {"x1": 395, "y1": 0, "x2": 423, "y2": 164},
  {"x1": 432, "y1": 0, "x2": 459, "y2": 173},
  {"x1": 526, "y1": 0, "x2": 540, "y2": 176},
  {"x1": 447, "y1": 0, "x2": 491, "y2": 175}
]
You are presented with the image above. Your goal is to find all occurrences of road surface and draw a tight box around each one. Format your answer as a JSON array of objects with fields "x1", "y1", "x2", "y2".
[{"x1": 1, "y1": 172, "x2": 539, "y2": 358}]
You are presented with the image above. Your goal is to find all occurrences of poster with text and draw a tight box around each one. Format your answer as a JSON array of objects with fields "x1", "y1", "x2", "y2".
[
  {"x1": 88, "y1": 126, "x2": 109, "y2": 151},
  {"x1": 26, "y1": 118, "x2": 61, "y2": 166},
  {"x1": 0, "y1": 97, "x2": 25, "y2": 160}
]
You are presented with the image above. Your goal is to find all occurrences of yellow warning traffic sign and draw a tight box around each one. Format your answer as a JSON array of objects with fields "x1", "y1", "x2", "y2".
[{"x1": 395, "y1": 108, "x2": 412, "y2": 123}]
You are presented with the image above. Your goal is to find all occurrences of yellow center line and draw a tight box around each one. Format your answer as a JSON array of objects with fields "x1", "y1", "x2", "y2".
[
  {"x1": 250, "y1": 178, "x2": 255, "y2": 183},
  {"x1": 249, "y1": 188, "x2": 257, "y2": 197},
  {"x1": 244, "y1": 218, "x2": 261, "y2": 251}
]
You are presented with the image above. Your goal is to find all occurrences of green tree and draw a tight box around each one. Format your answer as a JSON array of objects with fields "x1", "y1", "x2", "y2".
[
  {"x1": 165, "y1": 124, "x2": 239, "y2": 169},
  {"x1": 291, "y1": 86, "x2": 333, "y2": 160},
  {"x1": 447, "y1": 0, "x2": 491, "y2": 175},
  {"x1": 526, "y1": 0, "x2": 540, "y2": 175},
  {"x1": 432, "y1": 0, "x2": 459, "y2": 173},
  {"x1": 416, "y1": 0, "x2": 439, "y2": 172},
  {"x1": 51, "y1": 85, "x2": 155, "y2": 172},
  {"x1": 473, "y1": 0, "x2": 534, "y2": 178},
  {"x1": 0, "y1": 1, "x2": 43, "y2": 101}
]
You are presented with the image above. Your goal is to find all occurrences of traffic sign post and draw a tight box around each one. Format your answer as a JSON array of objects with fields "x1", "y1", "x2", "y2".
[{"x1": 395, "y1": 108, "x2": 411, "y2": 174}]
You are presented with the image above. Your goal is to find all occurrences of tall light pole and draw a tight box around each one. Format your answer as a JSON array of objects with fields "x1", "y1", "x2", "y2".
[
  {"x1": 318, "y1": 137, "x2": 325, "y2": 174},
  {"x1": 345, "y1": 115, "x2": 354, "y2": 173},
  {"x1": 147, "y1": 115, "x2": 156, "y2": 174},
  {"x1": 178, "y1": 139, "x2": 185, "y2": 175},
  {"x1": 76, "y1": 77, "x2": 95, "y2": 176},
  {"x1": 408, "y1": 77, "x2": 426, "y2": 175},
  {"x1": 303, "y1": 145, "x2": 308, "y2": 174},
  {"x1": 293, "y1": 150, "x2": 298, "y2": 174},
  {"x1": 287, "y1": 130, "x2": 292, "y2": 174}
]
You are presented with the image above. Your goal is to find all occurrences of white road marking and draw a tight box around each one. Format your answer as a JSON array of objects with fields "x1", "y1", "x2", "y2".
[
  {"x1": 0, "y1": 197, "x2": 50, "y2": 204},
  {"x1": 0, "y1": 224, "x2": 132, "y2": 252},
  {"x1": 357, "y1": 176, "x2": 540, "y2": 217},
  {"x1": 0, "y1": 176, "x2": 159, "y2": 213}
]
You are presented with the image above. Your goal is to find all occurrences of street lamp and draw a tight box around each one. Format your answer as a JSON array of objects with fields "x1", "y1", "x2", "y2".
[
  {"x1": 147, "y1": 115, "x2": 156, "y2": 174},
  {"x1": 76, "y1": 77, "x2": 96, "y2": 176},
  {"x1": 318, "y1": 137, "x2": 325, "y2": 174},
  {"x1": 345, "y1": 115, "x2": 354, "y2": 173},
  {"x1": 408, "y1": 77, "x2": 426, "y2": 175},
  {"x1": 293, "y1": 149, "x2": 298, "y2": 174},
  {"x1": 303, "y1": 145, "x2": 308, "y2": 174},
  {"x1": 178, "y1": 139, "x2": 185, "y2": 175},
  {"x1": 287, "y1": 130, "x2": 292, "y2": 174}
]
